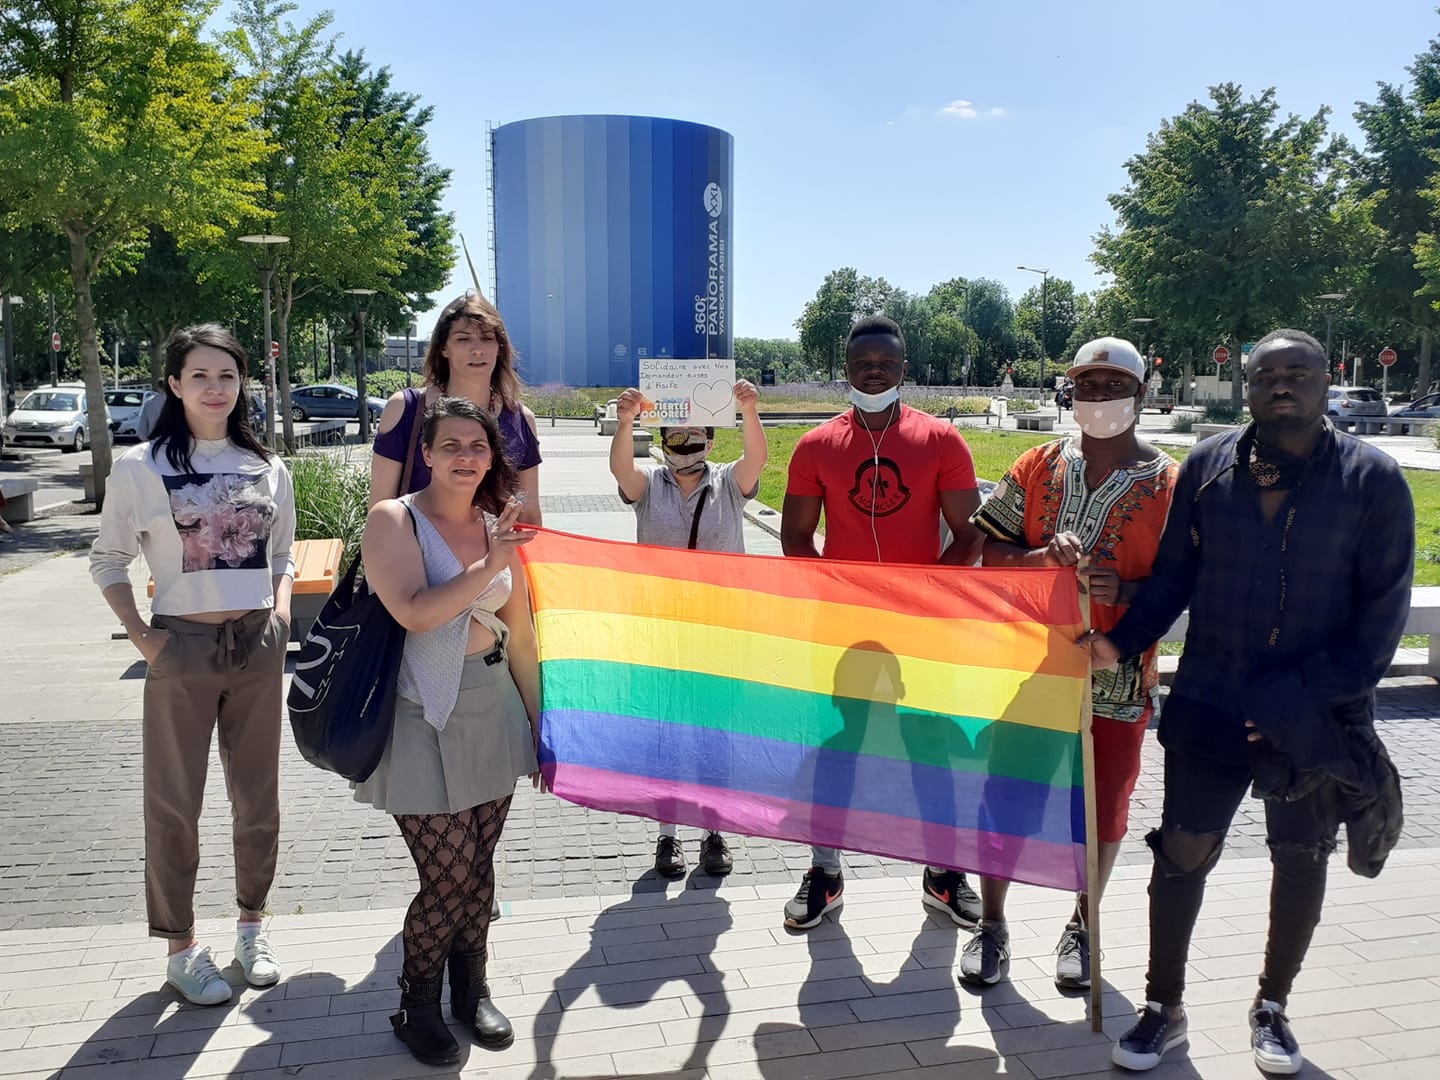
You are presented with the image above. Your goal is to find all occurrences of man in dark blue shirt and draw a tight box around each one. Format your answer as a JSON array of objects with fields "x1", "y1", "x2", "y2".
[{"x1": 1083, "y1": 329, "x2": 1413, "y2": 1075}]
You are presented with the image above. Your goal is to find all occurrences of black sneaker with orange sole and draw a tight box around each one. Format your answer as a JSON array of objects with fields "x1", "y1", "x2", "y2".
[
  {"x1": 782, "y1": 867, "x2": 843, "y2": 929},
  {"x1": 921, "y1": 867, "x2": 982, "y2": 926}
]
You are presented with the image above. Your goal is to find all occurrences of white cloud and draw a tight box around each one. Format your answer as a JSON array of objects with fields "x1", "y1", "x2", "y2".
[
  {"x1": 940, "y1": 99, "x2": 977, "y2": 119},
  {"x1": 989, "y1": 106, "x2": 1007, "y2": 117}
]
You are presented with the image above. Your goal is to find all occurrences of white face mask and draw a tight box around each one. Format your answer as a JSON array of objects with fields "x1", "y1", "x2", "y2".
[
  {"x1": 1076, "y1": 397, "x2": 1137, "y2": 439},
  {"x1": 848, "y1": 385, "x2": 900, "y2": 412}
]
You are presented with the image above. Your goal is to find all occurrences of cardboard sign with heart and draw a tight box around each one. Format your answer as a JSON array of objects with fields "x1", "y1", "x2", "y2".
[{"x1": 638, "y1": 358, "x2": 737, "y2": 427}]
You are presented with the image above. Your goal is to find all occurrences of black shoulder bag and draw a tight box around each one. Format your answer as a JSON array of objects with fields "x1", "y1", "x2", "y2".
[{"x1": 287, "y1": 508, "x2": 415, "y2": 781}]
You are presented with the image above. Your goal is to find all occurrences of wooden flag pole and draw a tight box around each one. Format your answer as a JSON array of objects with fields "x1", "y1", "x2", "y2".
[{"x1": 1077, "y1": 558, "x2": 1104, "y2": 1032}]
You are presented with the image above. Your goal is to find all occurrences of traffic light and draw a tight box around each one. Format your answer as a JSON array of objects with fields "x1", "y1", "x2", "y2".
[{"x1": 1153, "y1": 356, "x2": 1163, "y2": 366}]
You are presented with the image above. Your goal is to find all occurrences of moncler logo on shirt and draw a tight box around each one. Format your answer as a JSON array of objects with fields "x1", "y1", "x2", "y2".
[{"x1": 847, "y1": 457, "x2": 912, "y2": 517}]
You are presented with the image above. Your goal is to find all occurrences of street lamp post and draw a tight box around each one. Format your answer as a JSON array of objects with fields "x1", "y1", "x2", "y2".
[
  {"x1": 237, "y1": 233, "x2": 290, "y2": 447},
  {"x1": 1018, "y1": 266, "x2": 1051, "y2": 391},
  {"x1": 1317, "y1": 292, "x2": 1348, "y2": 379},
  {"x1": 345, "y1": 288, "x2": 378, "y2": 442},
  {"x1": 401, "y1": 305, "x2": 415, "y2": 387}
]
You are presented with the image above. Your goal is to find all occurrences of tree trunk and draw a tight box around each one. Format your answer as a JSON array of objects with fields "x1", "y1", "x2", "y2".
[
  {"x1": 1418, "y1": 328, "x2": 1433, "y2": 398},
  {"x1": 1181, "y1": 352, "x2": 1192, "y2": 406},
  {"x1": 277, "y1": 276, "x2": 296, "y2": 454},
  {"x1": 67, "y1": 229, "x2": 113, "y2": 507}
]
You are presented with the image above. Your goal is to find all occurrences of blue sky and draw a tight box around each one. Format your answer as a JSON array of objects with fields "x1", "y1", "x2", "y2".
[{"x1": 222, "y1": 1, "x2": 1439, "y2": 340}]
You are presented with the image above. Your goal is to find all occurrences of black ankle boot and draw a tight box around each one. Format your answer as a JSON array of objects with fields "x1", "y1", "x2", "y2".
[
  {"x1": 448, "y1": 949, "x2": 514, "y2": 1049},
  {"x1": 390, "y1": 973, "x2": 461, "y2": 1066}
]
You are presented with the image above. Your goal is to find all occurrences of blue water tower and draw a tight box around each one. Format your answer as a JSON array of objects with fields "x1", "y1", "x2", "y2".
[{"x1": 490, "y1": 115, "x2": 734, "y2": 387}]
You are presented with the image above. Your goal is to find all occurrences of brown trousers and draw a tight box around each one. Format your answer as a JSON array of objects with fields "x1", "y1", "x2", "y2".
[{"x1": 143, "y1": 608, "x2": 286, "y2": 939}]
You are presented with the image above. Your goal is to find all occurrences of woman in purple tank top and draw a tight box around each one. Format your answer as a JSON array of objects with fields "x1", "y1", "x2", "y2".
[{"x1": 370, "y1": 293, "x2": 542, "y2": 525}]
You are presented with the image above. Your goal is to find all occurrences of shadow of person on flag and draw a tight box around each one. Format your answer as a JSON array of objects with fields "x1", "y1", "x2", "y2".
[
  {"x1": 971, "y1": 677, "x2": 1078, "y2": 890},
  {"x1": 525, "y1": 878, "x2": 732, "y2": 1079},
  {"x1": 800, "y1": 641, "x2": 977, "y2": 871}
]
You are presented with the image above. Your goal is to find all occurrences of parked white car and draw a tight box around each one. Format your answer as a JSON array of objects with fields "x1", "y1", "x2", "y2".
[
  {"x1": 104, "y1": 388, "x2": 157, "y2": 441},
  {"x1": 2, "y1": 384, "x2": 104, "y2": 452}
]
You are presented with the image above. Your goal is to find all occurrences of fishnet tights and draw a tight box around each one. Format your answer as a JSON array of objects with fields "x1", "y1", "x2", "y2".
[{"x1": 395, "y1": 795, "x2": 512, "y2": 980}]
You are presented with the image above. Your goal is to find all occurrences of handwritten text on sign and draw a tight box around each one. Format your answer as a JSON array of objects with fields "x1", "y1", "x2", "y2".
[{"x1": 638, "y1": 358, "x2": 737, "y2": 427}]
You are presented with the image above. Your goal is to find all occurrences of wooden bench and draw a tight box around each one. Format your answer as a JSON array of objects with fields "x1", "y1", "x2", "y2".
[
  {"x1": 1156, "y1": 585, "x2": 1440, "y2": 681},
  {"x1": 1014, "y1": 413, "x2": 1056, "y2": 432},
  {"x1": 145, "y1": 537, "x2": 344, "y2": 645},
  {"x1": 0, "y1": 475, "x2": 40, "y2": 523}
]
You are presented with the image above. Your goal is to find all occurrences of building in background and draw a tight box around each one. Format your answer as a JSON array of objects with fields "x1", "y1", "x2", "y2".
[{"x1": 490, "y1": 115, "x2": 733, "y2": 387}]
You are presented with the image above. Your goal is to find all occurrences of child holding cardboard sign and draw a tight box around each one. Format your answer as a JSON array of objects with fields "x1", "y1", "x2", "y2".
[{"x1": 608, "y1": 380, "x2": 767, "y2": 878}]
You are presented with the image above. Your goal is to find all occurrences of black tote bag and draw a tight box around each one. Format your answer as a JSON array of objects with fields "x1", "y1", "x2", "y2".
[{"x1": 287, "y1": 548, "x2": 407, "y2": 782}]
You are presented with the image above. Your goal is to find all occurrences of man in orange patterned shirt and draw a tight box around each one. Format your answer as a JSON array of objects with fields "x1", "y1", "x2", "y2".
[{"x1": 964, "y1": 337, "x2": 1178, "y2": 992}]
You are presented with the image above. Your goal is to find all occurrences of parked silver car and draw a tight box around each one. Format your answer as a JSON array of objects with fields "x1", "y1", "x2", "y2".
[
  {"x1": 3, "y1": 385, "x2": 103, "y2": 452},
  {"x1": 1326, "y1": 386, "x2": 1386, "y2": 419},
  {"x1": 105, "y1": 388, "x2": 157, "y2": 440}
]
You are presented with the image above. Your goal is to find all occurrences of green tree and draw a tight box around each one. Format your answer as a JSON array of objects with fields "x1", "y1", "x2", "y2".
[
  {"x1": 734, "y1": 336, "x2": 806, "y2": 382},
  {"x1": 224, "y1": 6, "x2": 454, "y2": 448},
  {"x1": 795, "y1": 267, "x2": 894, "y2": 379},
  {"x1": 1363, "y1": 29, "x2": 1440, "y2": 393},
  {"x1": 1016, "y1": 277, "x2": 1079, "y2": 384},
  {"x1": 91, "y1": 227, "x2": 250, "y2": 384},
  {"x1": 961, "y1": 277, "x2": 1016, "y2": 385},
  {"x1": 0, "y1": 0, "x2": 267, "y2": 502},
  {"x1": 1096, "y1": 83, "x2": 1343, "y2": 408}
]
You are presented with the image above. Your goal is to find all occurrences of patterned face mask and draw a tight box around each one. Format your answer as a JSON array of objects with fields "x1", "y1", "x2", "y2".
[
  {"x1": 662, "y1": 428, "x2": 710, "y2": 474},
  {"x1": 1075, "y1": 397, "x2": 1136, "y2": 439}
]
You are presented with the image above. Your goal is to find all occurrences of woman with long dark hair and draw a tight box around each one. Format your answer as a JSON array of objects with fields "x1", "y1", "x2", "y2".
[
  {"x1": 90, "y1": 324, "x2": 295, "y2": 1005},
  {"x1": 369, "y1": 293, "x2": 543, "y2": 524},
  {"x1": 357, "y1": 396, "x2": 541, "y2": 1066}
]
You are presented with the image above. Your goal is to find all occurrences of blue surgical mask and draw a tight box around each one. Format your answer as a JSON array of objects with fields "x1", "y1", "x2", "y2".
[{"x1": 848, "y1": 385, "x2": 901, "y2": 412}]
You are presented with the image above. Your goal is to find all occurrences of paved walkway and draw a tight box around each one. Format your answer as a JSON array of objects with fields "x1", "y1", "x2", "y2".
[{"x1": 2, "y1": 418, "x2": 1440, "y2": 1077}]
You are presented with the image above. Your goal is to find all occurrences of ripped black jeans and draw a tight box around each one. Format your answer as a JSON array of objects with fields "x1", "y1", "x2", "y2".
[{"x1": 1146, "y1": 745, "x2": 1340, "y2": 1009}]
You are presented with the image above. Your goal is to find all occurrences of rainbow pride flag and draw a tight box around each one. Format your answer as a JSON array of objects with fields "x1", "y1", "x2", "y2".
[{"x1": 521, "y1": 529, "x2": 1091, "y2": 891}]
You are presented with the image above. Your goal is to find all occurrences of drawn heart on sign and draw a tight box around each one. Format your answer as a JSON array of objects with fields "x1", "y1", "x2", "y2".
[{"x1": 690, "y1": 380, "x2": 734, "y2": 416}]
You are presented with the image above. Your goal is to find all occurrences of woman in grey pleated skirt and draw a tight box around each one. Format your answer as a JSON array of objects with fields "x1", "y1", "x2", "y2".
[
  {"x1": 354, "y1": 647, "x2": 537, "y2": 815},
  {"x1": 357, "y1": 397, "x2": 542, "y2": 1067}
]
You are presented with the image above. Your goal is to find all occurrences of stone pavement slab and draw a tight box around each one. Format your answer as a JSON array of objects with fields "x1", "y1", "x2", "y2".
[{"x1": 2, "y1": 853, "x2": 1438, "y2": 1079}]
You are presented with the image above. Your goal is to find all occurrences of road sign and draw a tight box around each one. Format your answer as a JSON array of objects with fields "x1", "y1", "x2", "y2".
[
  {"x1": 1379, "y1": 346, "x2": 1398, "y2": 368},
  {"x1": 270, "y1": 340, "x2": 280, "y2": 360},
  {"x1": 50, "y1": 332, "x2": 60, "y2": 352},
  {"x1": 1213, "y1": 345, "x2": 1229, "y2": 365}
]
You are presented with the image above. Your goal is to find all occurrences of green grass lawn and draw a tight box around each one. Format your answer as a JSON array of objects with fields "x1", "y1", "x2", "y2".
[{"x1": 712, "y1": 422, "x2": 1440, "y2": 585}]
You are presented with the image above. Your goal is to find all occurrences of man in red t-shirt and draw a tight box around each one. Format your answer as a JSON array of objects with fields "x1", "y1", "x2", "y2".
[{"x1": 779, "y1": 315, "x2": 985, "y2": 931}]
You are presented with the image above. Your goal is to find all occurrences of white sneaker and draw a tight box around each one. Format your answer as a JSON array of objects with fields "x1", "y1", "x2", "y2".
[
  {"x1": 235, "y1": 927, "x2": 281, "y2": 987},
  {"x1": 166, "y1": 946, "x2": 233, "y2": 1005}
]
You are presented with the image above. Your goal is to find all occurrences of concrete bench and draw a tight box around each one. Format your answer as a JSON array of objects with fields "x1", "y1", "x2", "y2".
[
  {"x1": 145, "y1": 537, "x2": 344, "y2": 645},
  {"x1": 1014, "y1": 413, "x2": 1056, "y2": 432},
  {"x1": 1156, "y1": 585, "x2": 1440, "y2": 681},
  {"x1": 293, "y1": 419, "x2": 347, "y2": 447},
  {"x1": 0, "y1": 475, "x2": 40, "y2": 523},
  {"x1": 1193, "y1": 422, "x2": 1241, "y2": 441},
  {"x1": 1332, "y1": 416, "x2": 1426, "y2": 437}
]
